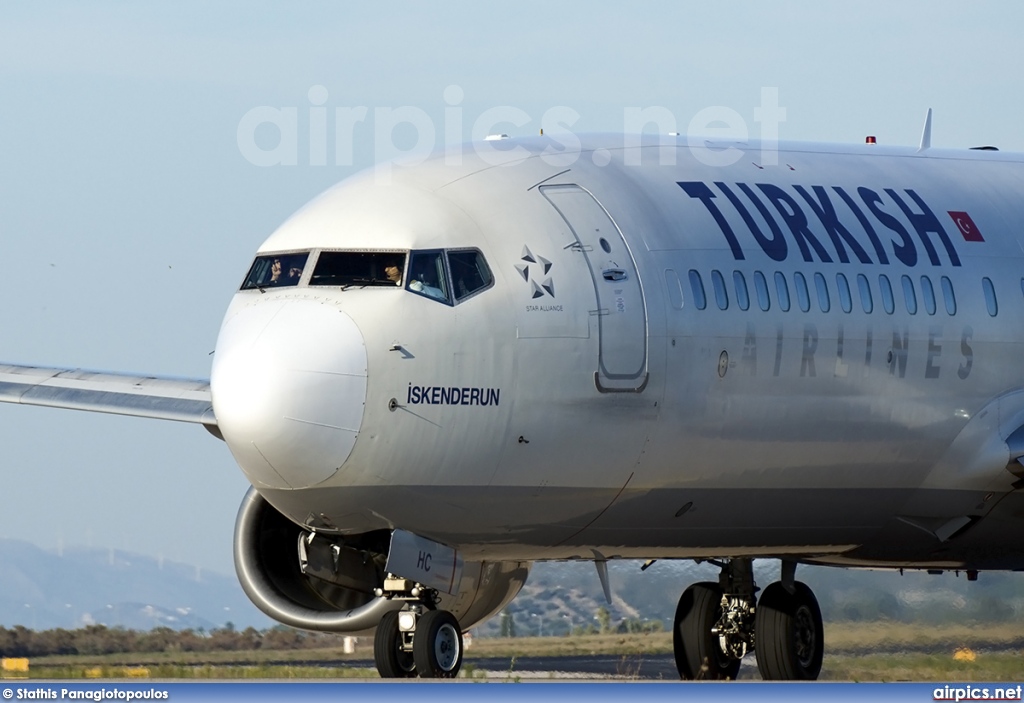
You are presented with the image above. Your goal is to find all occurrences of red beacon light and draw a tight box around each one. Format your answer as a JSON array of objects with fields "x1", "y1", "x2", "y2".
[{"x1": 866, "y1": 136, "x2": 877, "y2": 144}]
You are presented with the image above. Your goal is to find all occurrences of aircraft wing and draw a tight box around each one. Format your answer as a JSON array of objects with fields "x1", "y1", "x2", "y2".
[{"x1": 0, "y1": 363, "x2": 217, "y2": 432}]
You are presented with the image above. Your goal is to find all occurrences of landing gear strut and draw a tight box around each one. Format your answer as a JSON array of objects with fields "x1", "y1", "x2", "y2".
[
  {"x1": 372, "y1": 575, "x2": 464, "y2": 679},
  {"x1": 672, "y1": 559, "x2": 824, "y2": 681}
]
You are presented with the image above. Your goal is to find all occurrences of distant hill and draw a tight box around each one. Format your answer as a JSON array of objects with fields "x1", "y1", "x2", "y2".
[
  {"x1": 0, "y1": 539, "x2": 272, "y2": 631},
  {"x1": 3, "y1": 537, "x2": 1023, "y2": 637},
  {"x1": 480, "y1": 559, "x2": 1024, "y2": 637}
]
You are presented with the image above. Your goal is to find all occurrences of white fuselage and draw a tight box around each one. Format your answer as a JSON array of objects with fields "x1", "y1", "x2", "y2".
[{"x1": 210, "y1": 135, "x2": 1024, "y2": 570}]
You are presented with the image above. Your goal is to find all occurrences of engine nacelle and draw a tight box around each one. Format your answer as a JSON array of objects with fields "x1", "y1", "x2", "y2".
[{"x1": 233, "y1": 487, "x2": 529, "y2": 632}]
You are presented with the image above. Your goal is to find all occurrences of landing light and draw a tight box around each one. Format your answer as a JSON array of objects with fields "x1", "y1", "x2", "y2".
[{"x1": 398, "y1": 611, "x2": 417, "y2": 631}]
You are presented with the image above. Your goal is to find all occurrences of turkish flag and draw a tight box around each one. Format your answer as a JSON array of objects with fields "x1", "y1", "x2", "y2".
[{"x1": 948, "y1": 211, "x2": 984, "y2": 242}]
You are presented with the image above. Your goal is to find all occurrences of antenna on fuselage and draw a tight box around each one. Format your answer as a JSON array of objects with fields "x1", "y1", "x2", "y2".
[{"x1": 918, "y1": 107, "x2": 933, "y2": 152}]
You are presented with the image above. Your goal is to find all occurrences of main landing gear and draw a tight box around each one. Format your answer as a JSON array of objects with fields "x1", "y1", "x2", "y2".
[
  {"x1": 372, "y1": 576, "x2": 464, "y2": 679},
  {"x1": 672, "y1": 559, "x2": 823, "y2": 681}
]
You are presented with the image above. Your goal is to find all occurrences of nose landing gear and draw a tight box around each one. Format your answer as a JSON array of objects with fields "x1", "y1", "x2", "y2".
[
  {"x1": 372, "y1": 576, "x2": 464, "y2": 679},
  {"x1": 672, "y1": 559, "x2": 823, "y2": 681}
]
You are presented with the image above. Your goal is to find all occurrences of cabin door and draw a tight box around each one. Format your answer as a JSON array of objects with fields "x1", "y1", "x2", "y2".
[{"x1": 540, "y1": 184, "x2": 648, "y2": 392}]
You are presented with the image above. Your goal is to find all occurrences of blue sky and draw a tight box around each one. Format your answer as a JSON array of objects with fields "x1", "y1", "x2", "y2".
[{"x1": 0, "y1": 1, "x2": 1021, "y2": 576}]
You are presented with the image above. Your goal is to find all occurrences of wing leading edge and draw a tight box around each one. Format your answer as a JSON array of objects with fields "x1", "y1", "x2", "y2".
[{"x1": 0, "y1": 363, "x2": 218, "y2": 436}]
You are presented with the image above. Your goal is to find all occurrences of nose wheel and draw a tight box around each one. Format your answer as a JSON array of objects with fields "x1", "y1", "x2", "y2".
[
  {"x1": 373, "y1": 607, "x2": 464, "y2": 679},
  {"x1": 413, "y1": 610, "x2": 463, "y2": 678},
  {"x1": 373, "y1": 610, "x2": 416, "y2": 678}
]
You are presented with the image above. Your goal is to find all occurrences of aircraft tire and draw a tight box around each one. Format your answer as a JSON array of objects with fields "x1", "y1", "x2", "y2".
[
  {"x1": 755, "y1": 581, "x2": 823, "y2": 680},
  {"x1": 413, "y1": 609, "x2": 463, "y2": 678},
  {"x1": 373, "y1": 610, "x2": 417, "y2": 678},
  {"x1": 673, "y1": 581, "x2": 741, "y2": 680}
]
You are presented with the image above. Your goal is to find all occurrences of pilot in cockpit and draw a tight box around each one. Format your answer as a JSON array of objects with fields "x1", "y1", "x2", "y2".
[
  {"x1": 408, "y1": 258, "x2": 446, "y2": 300},
  {"x1": 266, "y1": 256, "x2": 303, "y2": 287},
  {"x1": 384, "y1": 260, "x2": 403, "y2": 285},
  {"x1": 268, "y1": 257, "x2": 284, "y2": 285}
]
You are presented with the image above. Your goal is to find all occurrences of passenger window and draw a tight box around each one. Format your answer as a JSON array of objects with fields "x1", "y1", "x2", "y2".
[
  {"x1": 901, "y1": 275, "x2": 918, "y2": 314},
  {"x1": 814, "y1": 272, "x2": 830, "y2": 312},
  {"x1": 794, "y1": 272, "x2": 810, "y2": 312},
  {"x1": 879, "y1": 274, "x2": 895, "y2": 314},
  {"x1": 920, "y1": 276, "x2": 937, "y2": 315},
  {"x1": 688, "y1": 270, "x2": 707, "y2": 310},
  {"x1": 406, "y1": 250, "x2": 451, "y2": 303},
  {"x1": 242, "y1": 252, "x2": 310, "y2": 290},
  {"x1": 983, "y1": 277, "x2": 998, "y2": 316},
  {"x1": 774, "y1": 271, "x2": 791, "y2": 312},
  {"x1": 712, "y1": 270, "x2": 729, "y2": 310},
  {"x1": 309, "y1": 251, "x2": 405, "y2": 288},
  {"x1": 754, "y1": 271, "x2": 770, "y2": 311},
  {"x1": 733, "y1": 271, "x2": 750, "y2": 311},
  {"x1": 447, "y1": 249, "x2": 493, "y2": 301},
  {"x1": 857, "y1": 273, "x2": 873, "y2": 314},
  {"x1": 836, "y1": 273, "x2": 852, "y2": 313},
  {"x1": 941, "y1": 276, "x2": 957, "y2": 315}
]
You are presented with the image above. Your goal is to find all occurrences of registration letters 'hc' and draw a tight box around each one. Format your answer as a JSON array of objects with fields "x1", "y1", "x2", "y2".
[{"x1": 417, "y1": 551, "x2": 432, "y2": 572}]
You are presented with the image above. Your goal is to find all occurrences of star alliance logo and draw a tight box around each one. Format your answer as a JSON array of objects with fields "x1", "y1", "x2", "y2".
[{"x1": 514, "y1": 246, "x2": 555, "y2": 298}]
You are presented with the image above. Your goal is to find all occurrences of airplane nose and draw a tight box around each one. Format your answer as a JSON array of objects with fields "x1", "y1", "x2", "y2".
[{"x1": 210, "y1": 298, "x2": 367, "y2": 490}]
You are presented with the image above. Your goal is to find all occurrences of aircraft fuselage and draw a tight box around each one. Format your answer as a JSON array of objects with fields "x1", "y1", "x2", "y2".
[{"x1": 210, "y1": 135, "x2": 1024, "y2": 570}]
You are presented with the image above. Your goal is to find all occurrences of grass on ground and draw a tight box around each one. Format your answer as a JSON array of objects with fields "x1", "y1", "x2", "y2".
[{"x1": 8, "y1": 622, "x2": 1024, "y2": 680}]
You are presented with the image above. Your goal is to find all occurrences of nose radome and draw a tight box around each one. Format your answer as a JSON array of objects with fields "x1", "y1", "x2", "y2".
[{"x1": 211, "y1": 299, "x2": 367, "y2": 490}]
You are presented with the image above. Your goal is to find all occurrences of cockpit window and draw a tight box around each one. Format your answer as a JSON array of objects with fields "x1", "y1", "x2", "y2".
[
  {"x1": 406, "y1": 250, "x2": 451, "y2": 303},
  {"x1": 448, "y1": 249, "x2": 493, "y2": 301},
  {"x1": 241, "y1": 252, "x2": 309, "y2": 290},
  {"x1": 309, "y1": 252, "x2": 407, "y2": 288},
  {"x1": 241, "y1": 247, "x2": 491, "y2": 306}
]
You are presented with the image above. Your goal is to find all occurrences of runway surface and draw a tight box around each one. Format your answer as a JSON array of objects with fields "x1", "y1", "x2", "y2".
[
  {"x1": 463, "y1": 653, "x2": 681, "y2": 679},
  {"x1": 341, "y1": 653, "x2": 761, "y2": 680}
]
